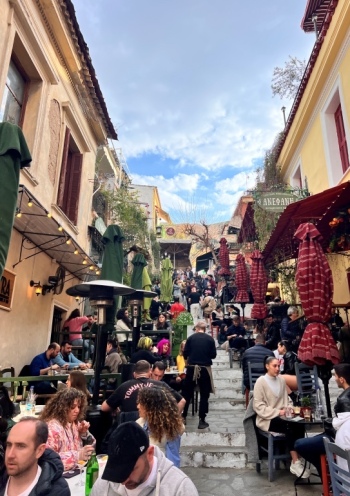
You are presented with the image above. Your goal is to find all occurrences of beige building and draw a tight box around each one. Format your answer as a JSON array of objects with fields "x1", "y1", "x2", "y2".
[{"x1": 0, "y1": 0, "x2": 117, "y2": 373}]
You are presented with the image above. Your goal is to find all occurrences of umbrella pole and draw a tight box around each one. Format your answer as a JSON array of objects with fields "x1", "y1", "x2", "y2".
[
  {"x1": 92, "y1": 323, "x2": 108, "y2": 405},
  {"x1": 241, "y1": 303, "x2": 246, "y2": 322},
  {"x1": 317, "y1": 363, "x2": 332, "y2": 418},
  {"x1": 130, "y1": 297, "x2": 142, "y2": 354}
]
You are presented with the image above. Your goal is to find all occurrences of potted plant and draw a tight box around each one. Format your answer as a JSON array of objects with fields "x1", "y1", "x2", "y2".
[{"x1": 300, "y1": 396, "x2": 312, "y2": 420}]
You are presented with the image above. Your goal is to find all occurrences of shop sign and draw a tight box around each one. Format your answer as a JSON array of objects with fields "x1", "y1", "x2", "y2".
[
  {"x1": 255, "y1": 192, "x2": 301, "y2": 212},
  {"x1": 166, "y1": 227, "x2": 175, "y2": 236},
  {"x1": 0, "y1": 269, "x2": 16, "y2": 311}
]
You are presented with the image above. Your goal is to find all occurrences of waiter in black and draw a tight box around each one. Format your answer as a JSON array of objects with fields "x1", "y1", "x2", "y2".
[{"x1": 182, "y1": 320, "x2": 216, "y2": 429}]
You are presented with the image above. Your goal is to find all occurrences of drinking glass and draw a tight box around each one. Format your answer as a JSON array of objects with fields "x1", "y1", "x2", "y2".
[
  {"x1": 96, "y1": 454, "x2": 108, "y2": 475},
  {"x1": 20, "y1": 401, "x2": 26, "y2": 415},
  {"x1": 303, "y1": 408, "x2": 311, "y2": 421},
  {"x1": 76, "y1": 460, "x2": 86, "y2": 486}
]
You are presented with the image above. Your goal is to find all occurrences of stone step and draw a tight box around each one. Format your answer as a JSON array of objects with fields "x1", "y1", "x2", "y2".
[
  {"x1": 182, "y1": 430, "x2": 245, "y2": 448},
  {"x1": 208, "y1": 399, "x2": 245, "y2": 411},
  {"x1": 212, "y1": 369, "x2": 242, "y2": 379},
  {"x1": 214, "y1": 378, "x2": 242, "y2": 389},
  {"x1": 214, "y1": 388, "x2": 243, "y2": 399},
  {"x1": 180, "y1": 446, "x2": 247, "y2": 468}
]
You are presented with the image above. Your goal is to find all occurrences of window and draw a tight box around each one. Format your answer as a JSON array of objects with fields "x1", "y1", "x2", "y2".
[
  {"x1": 290, "y1": 164, "x2": 303, "y2": 189},
  {"x1": 57, "y1": 128, "x2": 83, "y2": 225},
  {"x1": 334, "y1": 104, "x2": 350, "y2": 174},
  {"x1": 0, "y1": 60, "x2": 26, "y2": 125}
]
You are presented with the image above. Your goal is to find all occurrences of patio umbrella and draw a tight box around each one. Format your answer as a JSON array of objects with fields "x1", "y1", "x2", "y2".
[
  {"x1": 294, "y1": 223, "x2": 340, "y2": 417},
  {"x1": 142, "y1": 266, "x2": 153, "y2": 318},
  {"x1": 250, "y1": 249, "x2": 268, "y2": 320},
  {"x1": 160, "y1": 258, "x2": 173, "y2": 303},
  {"x1": 131, "y1": 253, "x2": 147, "y2": 290},
  {"x1": 218, "y1": 237, "x2": 231, "y2": 277},
  {"x1": 0, "y1": 122, "x2": 32, "y2": 278},
  {"x1": 234, "y1": 253, "x2": 250, "y2": 320}
]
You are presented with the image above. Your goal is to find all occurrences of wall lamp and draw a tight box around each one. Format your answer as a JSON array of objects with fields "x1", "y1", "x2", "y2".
[{"x1": 30, "y1": 280, "x2": 43, "y2": 296}]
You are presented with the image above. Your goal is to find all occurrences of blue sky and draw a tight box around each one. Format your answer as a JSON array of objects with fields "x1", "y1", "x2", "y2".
[{"x1": 72, "y1": 0, "x2": 315, "y2": 222}]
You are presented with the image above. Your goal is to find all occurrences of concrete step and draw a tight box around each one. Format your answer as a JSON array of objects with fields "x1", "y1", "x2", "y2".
[
  {"x1": 180, "y1": 446, "x2": 247, "y2": 468},
  {"x1": 214, "y1": 378, "x2": 242, "y2": 389},
  {"x1": 214, "y1": 388, "x2": 243, "y2": 399},
  {"x1": 212, "y1": 369, "x2": 242, "y2": 379},
  {"x1": 208, "y1": 398, "x2": 245, "y2": 411}
]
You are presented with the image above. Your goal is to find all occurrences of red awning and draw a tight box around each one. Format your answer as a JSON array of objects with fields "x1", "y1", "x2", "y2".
[{"x1": 262, "y1": 181, "x2": 350, "y2": 266}]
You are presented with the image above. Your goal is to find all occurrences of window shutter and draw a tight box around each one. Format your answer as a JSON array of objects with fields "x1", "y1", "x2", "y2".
[
  {"x1": 334, "y1": 105, "x2": 350, "y2": 174},
  {"x1": 65, "y1": 152, "x2": 83, "y2": 225},
  {"x1": 57, "y1": 127, "x2": 71, "y2": 208}
]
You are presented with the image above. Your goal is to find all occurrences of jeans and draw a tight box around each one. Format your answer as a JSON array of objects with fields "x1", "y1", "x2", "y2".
[
  {"x1": 190, "y1": 303, "x2": 200, "y2": 321},
  {"x1": 71, "y1": 339, "x2": 94, "y2": 361},
  {"x1": 294, "y1": 432, "x2": 331, "y2": 475}
]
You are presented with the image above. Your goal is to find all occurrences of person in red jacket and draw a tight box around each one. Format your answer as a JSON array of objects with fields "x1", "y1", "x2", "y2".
[{"x1": 169, "y1": 297, "x2": 186, "y2": 320}]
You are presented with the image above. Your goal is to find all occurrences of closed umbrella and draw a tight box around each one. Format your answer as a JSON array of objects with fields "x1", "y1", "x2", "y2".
[
  {"x1": 235, "y1": 254, "x2": 250, "y2": 319},
  {"x1": 294, "y1": 223, "x2": 340, "y2": 417},
  {"x1": 131, "y1": 253, "x2": 147, "y2": 290},
  {"x1": 142, "y1": 266, "x2": 153, "y2": 317},
  {"x1": 0, "y1": 122, "x2": 32, "y2": 278},
  {"x1": 160, "y1": 258, "x2": 173, "y2": 303},
  {"x1": 218, "y1": 237, "x2": 231, "y2": 277},
  {"x1": 250, "y1": 250, "x2": 268, "y2": 320}
]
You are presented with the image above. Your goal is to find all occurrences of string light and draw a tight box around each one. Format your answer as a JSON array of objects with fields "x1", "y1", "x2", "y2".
[
  {"x1": 27, "y1": 198, "x2": 33, "y2": 207},
  {"x1": 74, "y1": 249, "x2": 79, "y2": 255},
  {"x1": 82, "y1": 259, "x2": 87, "y2": 265},
  {"x1": 47, "y1": 212, "x2": 52, "y2": 218},
  {"x1": 16, "y1": 209, "x2": 22, "y2": 218},
  {"x1": 66, "y1": 238, "x2": 71, "y2": 245},
  {"x1": 58, "y1": 225, "x2": 63, "y2": 232},
  {"x1": 89, "y1": 265, "x2": 94, "y2": 270}
]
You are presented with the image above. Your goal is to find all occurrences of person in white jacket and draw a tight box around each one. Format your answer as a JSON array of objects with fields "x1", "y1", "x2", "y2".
[
  {"x1": 91, "y1": 421, "x2": 198, "y2": 496},
  {"x1": 332, "y1": 395, "x2": 350, "y2": 471}
]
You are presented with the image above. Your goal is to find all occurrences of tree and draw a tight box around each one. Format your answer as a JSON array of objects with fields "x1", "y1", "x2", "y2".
[{"x1": 271, "y1": 56, "x2": 307, "y2": 100}]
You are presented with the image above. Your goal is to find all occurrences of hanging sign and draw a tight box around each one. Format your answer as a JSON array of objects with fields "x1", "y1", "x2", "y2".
[
  {"x1": 0, "y1": 269, "x2": 16, "y2": 311},
  {"x1": 255, "y1": 192, "x2": 301, "y2": 212}
]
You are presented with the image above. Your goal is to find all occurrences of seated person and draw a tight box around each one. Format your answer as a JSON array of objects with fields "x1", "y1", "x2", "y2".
[
  {"x1": 169, "y1": 297, "x2": 186, "y2": 320},
  {"x1": 156, "y1": 313, "x2": 172, "y2": 331},
  {"x1": 226, "y1": 316, "x2": 246, "y2": 350},
  {"x1": 115, "y1": 307, "x2": 132, "y2": 343},
  {"x1": 212, "y1": 304, "x2": 224, "y2": 327},
  {"x1": 157, "y1": 339, "x2": 174, "y2": 367},
  {"x1": 254, "y1": 356, "x2": 310, "y2": 478},
  {"x1": 104, "y1": 338, "x2": 126, "y2": 389},
  {"x1": 242, "y1": 334, "x2": 274, "y2": 390},
  {"x1": 281, "y1": 306, "x2": 305, "y2": 353},
  {"x1": 30, "y1": 343, "x2": 61, "y2": 394},
  {"x1": 218, "y1": 323, "x2": 228, "y2": 346},
  {"x1": 228, "y1": 304, "x2": 240, "y2": 318},
  {"x1": 295, "y1": 363, "x2": 350, "y2": 475},
  {"x1": 275, "y1": 340, "x2": 298, "y2": 391},
  {"x1": 52, "y1": 341, "x2": 87, "y2": 370},
  {"x1": 40, "y1": 388, "x2": 95, "y2": 471},
  {"x1": 130, "y1": 337, "x2": 161, "y2": 365},
  {"x1": 264, "y1": 314, "x2": 281, "y2": 350},
  {"x1": 176, "y1": 340, "x2": 187, "y2": 374},
  {"x1": 66, "y1": 370, "x2": 92, "y2": 402}
]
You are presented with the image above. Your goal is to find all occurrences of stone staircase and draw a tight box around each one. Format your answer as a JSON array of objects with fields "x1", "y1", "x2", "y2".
[
  {"x1": 181, "y1": 349, "x2": 248, "y2": 468},
  {"x1": 180, "y1": 348, "x2": 340, "y2": 469}
]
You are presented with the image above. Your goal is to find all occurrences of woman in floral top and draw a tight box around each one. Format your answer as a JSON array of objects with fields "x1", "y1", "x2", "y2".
[{"x1": 40, "y1": 388, "x2": 95, "y2": 471}]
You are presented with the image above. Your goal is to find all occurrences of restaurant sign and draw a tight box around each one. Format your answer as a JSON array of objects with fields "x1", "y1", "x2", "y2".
[
  {"x1": 255, "y1": 192, "x2": 302, "y2": 212},
  {"x1": 0, "y1": 269, "x2": 16, "y2": 311}
]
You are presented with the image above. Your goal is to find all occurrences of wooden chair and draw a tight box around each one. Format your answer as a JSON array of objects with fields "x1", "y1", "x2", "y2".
[
  {"x1": 246, "y1": 362, "x2": 265, "y2": 408},
  {"x1": 0, "y1": 367, "x2": 15, "y2": 397},
  {"x1": 324, "y1": 437, "x2": 350, "y2": 496},
  {"x1": 256, "y1": 428, "x2": 290, "y2": 482}
]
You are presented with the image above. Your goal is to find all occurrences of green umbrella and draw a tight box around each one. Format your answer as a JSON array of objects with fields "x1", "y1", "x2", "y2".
[
  {"x1": 0, "y1": 123, "x2": 32, "y2": 278},
  {"x1": 131, "y1": 253, "x2": 147, "y2": 290},
  {"x1": 160, "y1": 258, "x2": 173, "y2": 303},
  {"x1": 142, "y1": 266, "x2": 153, "y2": 319},
  {"x1": 99, "y1": 224, "x2": 125, "y2": 333}
]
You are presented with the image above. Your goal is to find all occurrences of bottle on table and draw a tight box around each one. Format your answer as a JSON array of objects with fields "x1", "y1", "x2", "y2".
[
  {"x1": 85, "y1": 452, "x2": 99, "y2": 496},
  {"x1": 26, "y1": 386, "x2": 35, "y2": 413}
]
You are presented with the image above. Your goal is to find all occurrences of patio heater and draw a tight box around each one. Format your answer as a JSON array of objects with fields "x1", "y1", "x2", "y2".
[
  {"x1": 66, "y1": 280, "x2": 135, "y2": 404},
  {"x1": 127, "y1": 289, "x2": 157, "y2": 354}
]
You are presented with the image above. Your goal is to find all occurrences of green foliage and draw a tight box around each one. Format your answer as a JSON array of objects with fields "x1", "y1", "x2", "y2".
[
  {"x1": 270, "y1": 261, "x2": 298, "y2": 304},
  {"x1": 102, "y1": 186, "x2": 149, "y2": 251},
  {"x1": 149, "y1": 231, "x2": 161, "y2": 274}
]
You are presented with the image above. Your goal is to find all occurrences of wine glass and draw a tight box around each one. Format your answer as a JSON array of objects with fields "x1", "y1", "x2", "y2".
[{"x1": 76, "y1": 460, "x2": 87, "y2": 486}]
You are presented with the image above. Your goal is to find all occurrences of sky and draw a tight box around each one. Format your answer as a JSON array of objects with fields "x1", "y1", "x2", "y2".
[{"x1": 72, "y1": 0, "x2": 315, "y2": 223}]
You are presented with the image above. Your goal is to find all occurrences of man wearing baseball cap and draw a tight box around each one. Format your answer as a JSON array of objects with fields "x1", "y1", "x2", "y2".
[{"x1": 91, "y1": 421, "x2": 198, "y2": 495}]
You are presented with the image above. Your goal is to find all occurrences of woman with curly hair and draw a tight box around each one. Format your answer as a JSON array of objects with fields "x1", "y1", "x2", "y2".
[
  {"x1": 136, "y1": 386, "x2": 185, "y2": 467},
  {"x1": 130, "y1": 336, "x2": 161, "y2": 364},
  {"x1": 40, "y1": 388, "x2": 95, "y2": 471}
]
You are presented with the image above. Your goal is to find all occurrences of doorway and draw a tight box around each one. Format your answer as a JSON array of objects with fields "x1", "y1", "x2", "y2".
[{"x1": 50, "y1": 306, "x2": 66, "y2": 344}]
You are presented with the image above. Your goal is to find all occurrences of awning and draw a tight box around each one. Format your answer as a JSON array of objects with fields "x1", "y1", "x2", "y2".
[
  {"x1": 12, "y1": 185, "x2": 99, "y2": 280},
  {"x1": 262, "y1": 181, "x2": 350, "y2": 266}
]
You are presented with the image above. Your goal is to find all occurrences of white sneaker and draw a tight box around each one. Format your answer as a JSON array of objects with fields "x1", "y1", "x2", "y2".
[{"x1": 290, "y1": 460, "x2": 311, "y2": 479}]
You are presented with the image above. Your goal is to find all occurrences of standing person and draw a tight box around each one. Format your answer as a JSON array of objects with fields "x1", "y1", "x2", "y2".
[
  {"x1": 281, "y1": 306, "x2": 305, "y2": 352},
  {"x1": 207, "y1": 274, "x2": 216, "y2": 296},
  {"x1": 201, "y1": 290, "x2": 216, "y2": 325},
  {"x1": 264, "y1": 314, "x2": 281, "y2": 350},
  {"x1": 0, "y1": 418, "x2": 69, "y2": 496},
  {"x1": 62, "y1": 309, "x2": 94, "y2": 361},
  {"x1": 136, "y1": 387, "x2": 185, "y2": 467},
  {"x1": 188, "y1": 286, "x2": 201, "y2": 322},
  {"x1": 169, "y1": 297, "x2": 186, "y2": 320},
  {"x1": 182, "y1": 321, "x2": 216, "y2": 429},
  {"x1": 149, "y1": 295, "x2": 163, "y2": 321},
  {"x1": 91, "y1": 422, "x2": 199, "y2": 495},
  {"x1": 253, "y1": 356, "x2": 310, "y2": 478}
]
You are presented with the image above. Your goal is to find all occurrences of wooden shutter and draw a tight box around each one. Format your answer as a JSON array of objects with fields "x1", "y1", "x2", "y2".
[
  {"x1": 334, "y1": 105, "x2": 350, "y2": 174},
  {"x1": 57, "y1": 127, "x2": 71, "y2": 208},
  {"x1": 65, "y1": 152, "x2": 83, "y2": 225}
]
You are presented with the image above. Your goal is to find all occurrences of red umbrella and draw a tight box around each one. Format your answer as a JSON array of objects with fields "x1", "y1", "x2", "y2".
[
  {"x1": 295, "y1": 223, "x2": 339, "y2": 417},
  {"x1": 218, "y1": 237, "x2": 231, "y2": 276},
  {"x1": 235, "y1": 254, "x2": 249, "y2": 303},
  {"x1": 250, "y1": 250, "x2": 268, "y2": 320}
]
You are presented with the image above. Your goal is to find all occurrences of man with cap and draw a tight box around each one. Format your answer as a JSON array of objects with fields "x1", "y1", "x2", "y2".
[{"x1": 91, "y1": 421, "x2": 198, "y2": 495}]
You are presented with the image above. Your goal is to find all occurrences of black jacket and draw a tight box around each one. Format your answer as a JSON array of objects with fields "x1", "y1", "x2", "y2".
[
  {"x1": 265, "y1": 322, "x2": 281, "y2": 350},
  {"x1": 282, "y1": 351, "x2": 298, "y2": 375},
  {"x1": 242, "y1": 344, "x2": 274, "y2": 389},
  {"x1": 0, "y1": 449, "x2": 69, "y2": 496},
  {"x1": 183, "y1": 332, "x2": 216, "y2": 366}
]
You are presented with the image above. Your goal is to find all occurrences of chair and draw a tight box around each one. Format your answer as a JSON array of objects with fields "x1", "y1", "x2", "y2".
[
  {"x1": 324, "y1": 437, "x2": 350, "y2": 496},
  {"x1": 248, "y1": 362, "x2": 265, "y2": 391},
  {"x1": 0, "y1": 367, "x2": 15, "y2": 397},
  {"x1": 255, "y1": 428, "x2": 290, "y2": 482},
  {"x1": 295, "y1": 362, "x2": 319, "y2": 404}
]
